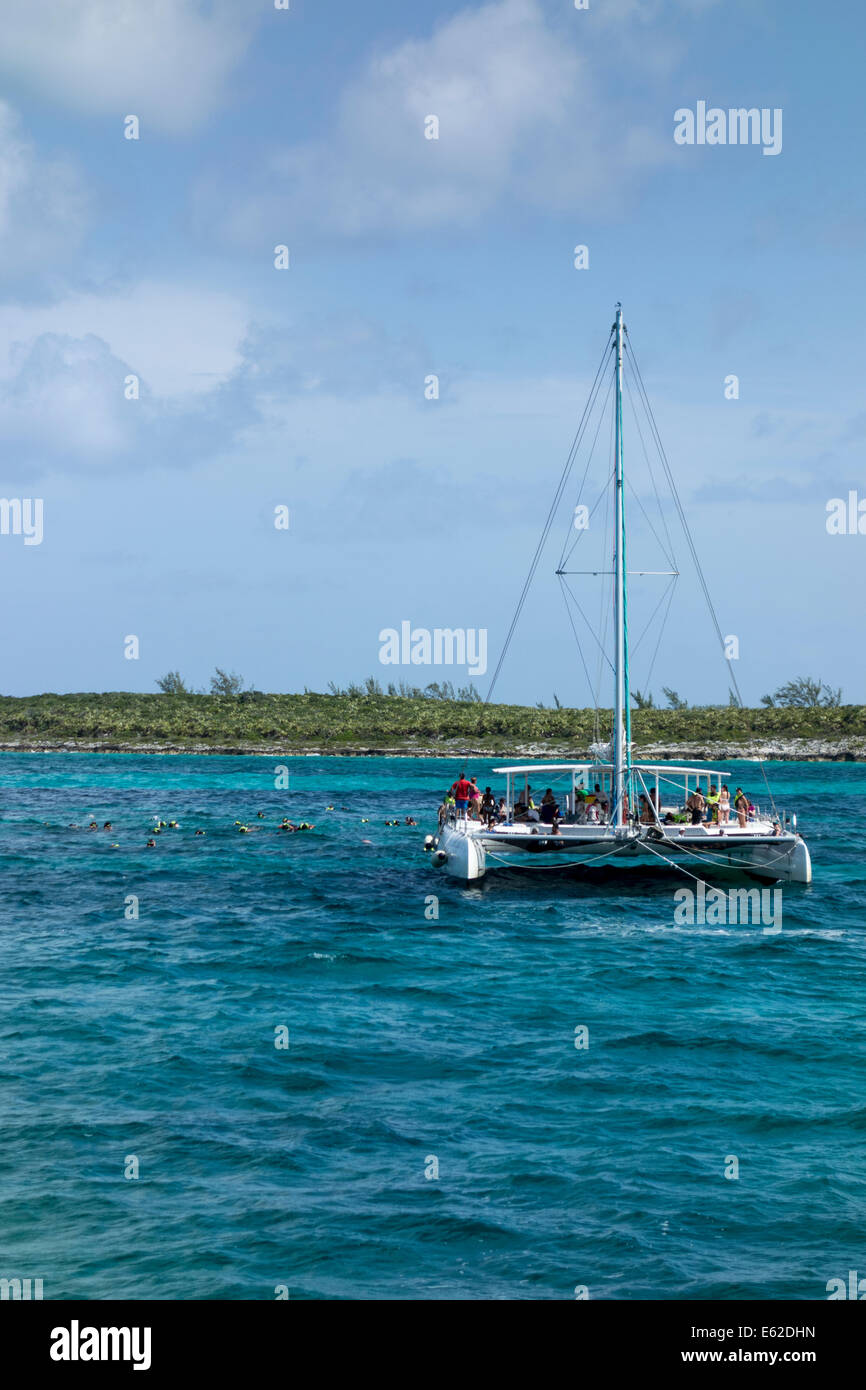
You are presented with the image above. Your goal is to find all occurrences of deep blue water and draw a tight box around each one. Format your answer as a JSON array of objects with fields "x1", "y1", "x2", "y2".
[{"x1": 1, "y1": 753, "x2": 864, "y2": 1301}]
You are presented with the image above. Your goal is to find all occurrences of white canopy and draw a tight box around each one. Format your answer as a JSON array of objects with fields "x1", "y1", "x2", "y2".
[{"x1": 493, "y1": 761, "x2": 731, "y2": 779}]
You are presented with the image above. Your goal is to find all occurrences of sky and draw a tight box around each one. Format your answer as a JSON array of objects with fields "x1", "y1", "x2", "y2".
[{"x1": 1, "y1": 0, "x2": 864, "y2": 707}]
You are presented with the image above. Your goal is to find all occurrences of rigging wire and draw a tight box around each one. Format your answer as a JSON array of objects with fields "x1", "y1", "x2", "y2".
[
  {"x1": 558, "y1": 372, "x2": 616, "y2": 571},
  {"x1": 625, "y1": 334, "x2": 736, "y2": 691},
  {"x1": 624, "y1": 372, "x2": 677, "y2": 567},
  {"x1": 557, "y1": 574, "x2": 603, "y2": 727},
  {"x1": 559, "y1": 576, "x2": 616, "y2": 676},
  {"x1": 641, "y1": 575, "x2": 679, "y2": 693},
  {"x1": 485, "y1": 330, "x2": 614, "y2": 703},
  {"x1": 559, "y1": 465, "x2": 618, "y2": 569},
  {"x1": 629, "y1": 572, "x2": 678, "y2": 660},
  {"x1": 619, "y1": 342, "x2": 633, "y2": 787},
  {"x1": 624, "y1": 476, "x2": 678, "y2": 575},
  {"x1": 593, "y1": 391, "x2": 616, "y2": 741},
  {"x1": 624, "y1": 331, "x2": 779, "y2": 819}
]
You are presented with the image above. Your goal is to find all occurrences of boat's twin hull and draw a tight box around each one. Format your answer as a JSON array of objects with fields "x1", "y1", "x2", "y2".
[{"x1": 434, "y1": 823, "x2": 812, "y2": 885}]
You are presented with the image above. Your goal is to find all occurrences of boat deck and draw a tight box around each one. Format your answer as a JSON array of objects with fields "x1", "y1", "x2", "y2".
[{"x1": 449, "y1": 817, "x2": 785, "y2": 843}]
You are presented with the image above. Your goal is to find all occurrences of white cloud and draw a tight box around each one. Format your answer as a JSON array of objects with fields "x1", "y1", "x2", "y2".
[
  {"x1": 0, "y1": 301, "x2": 424, "y2": 475},
  {"x1": 0, "y1": 280, "x2": 254, "y2": 472},
  {"x1": 0, "y1": 333, "x2": 133, "y2": 463},
  {"x1": 0, "y1": 316, "x2": 258, "y2": 475},
  {"x1": 0, "y1": 102, "x2": 88, "y2": 273},
  {"x1": 209, "y1": 0, "x2": 672, "y2": 243},
  {"x1": 0, "y1": 0, "x2": 258, "y2": 135},
  {"x1": 0, "y1": 283, "x2": 250, "y2": 398}
]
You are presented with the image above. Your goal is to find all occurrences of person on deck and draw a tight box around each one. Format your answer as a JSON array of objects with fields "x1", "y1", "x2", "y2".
[
  {"x1": 718, "y1": 785, "x2": 731, "y2": 825},
  {"x1": 733, "y1": 787, "x2": 749, "y2": 828},
  {"x1": 686, "y1": 788, "x2": 706, "y2": 826},
  {"x1": 451, "y1": 773, "x2": 474, "y2": 821}
]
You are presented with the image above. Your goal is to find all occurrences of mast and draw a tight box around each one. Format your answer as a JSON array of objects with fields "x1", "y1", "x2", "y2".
[{"x1": 613, "y1": 304, "x2": 627, "y2": 827}]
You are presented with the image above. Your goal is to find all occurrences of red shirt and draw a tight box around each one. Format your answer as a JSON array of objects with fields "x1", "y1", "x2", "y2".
[{"x1": 453, "y1": 779, "x2": 473, "y2": 799}]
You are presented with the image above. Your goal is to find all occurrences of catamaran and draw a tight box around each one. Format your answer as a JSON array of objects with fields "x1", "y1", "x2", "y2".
[{"x1": 429, "y1": 305, "x2": 811, "y2": 886}]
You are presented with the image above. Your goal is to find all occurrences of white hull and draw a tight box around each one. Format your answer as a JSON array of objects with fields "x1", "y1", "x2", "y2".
[{"x1": 434, "y1": 820, "x2": 811, "y2": 885}]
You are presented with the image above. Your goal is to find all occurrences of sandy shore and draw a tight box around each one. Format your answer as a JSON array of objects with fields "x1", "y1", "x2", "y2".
[{"x1": 1, "y1": 737, "x2": 864, "y2": 760}]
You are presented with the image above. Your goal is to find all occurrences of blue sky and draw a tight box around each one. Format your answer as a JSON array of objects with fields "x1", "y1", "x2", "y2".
[{"x1": 1, "y1": 0, "x2": 863, "y2": 705}]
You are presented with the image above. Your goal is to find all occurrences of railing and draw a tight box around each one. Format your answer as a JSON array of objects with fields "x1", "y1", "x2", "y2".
[{"x1": 440, "y1": 798, "x2": 795, "y2": 835}]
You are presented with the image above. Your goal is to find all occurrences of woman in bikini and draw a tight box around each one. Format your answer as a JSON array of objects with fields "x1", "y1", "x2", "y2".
[{"x1": 718, "y1": 785, "x2": 731, "y2": 825}]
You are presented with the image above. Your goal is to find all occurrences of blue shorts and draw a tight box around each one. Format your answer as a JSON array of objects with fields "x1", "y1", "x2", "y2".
[{"x1": 455, "y1": 799, "x2": 468, "y2": 810}]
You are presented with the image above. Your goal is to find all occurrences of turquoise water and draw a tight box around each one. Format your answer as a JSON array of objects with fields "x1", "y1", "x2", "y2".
[{"x1": 1, "y1": 753, "x2": 864, "y2": 1301}]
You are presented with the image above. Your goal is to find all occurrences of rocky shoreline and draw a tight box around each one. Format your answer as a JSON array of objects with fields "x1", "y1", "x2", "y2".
[{"x1": 1, "y1": 737, "x2": 864, "y2": 761}]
